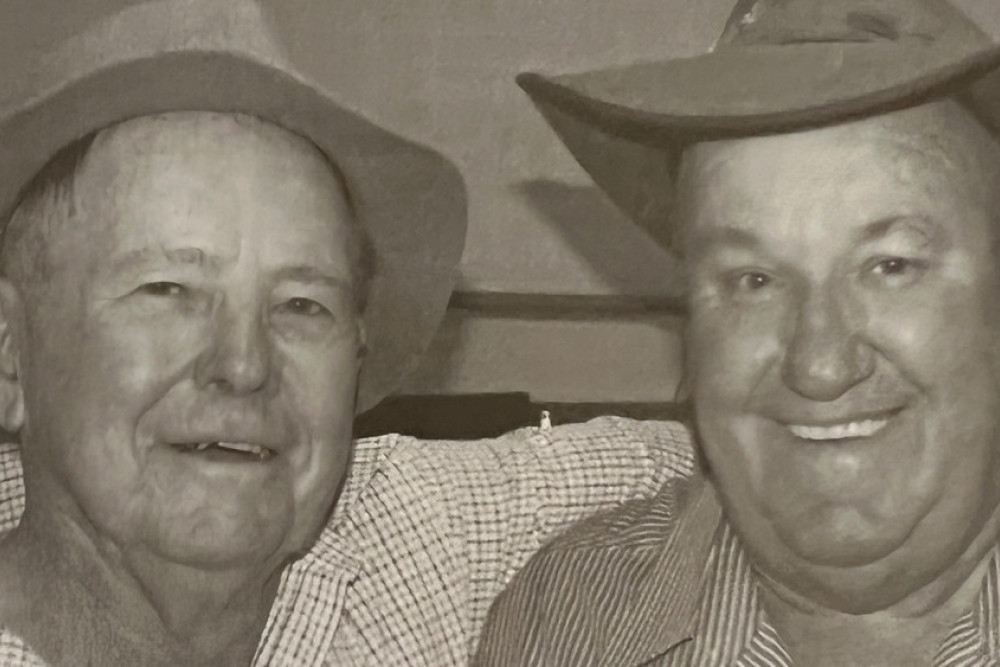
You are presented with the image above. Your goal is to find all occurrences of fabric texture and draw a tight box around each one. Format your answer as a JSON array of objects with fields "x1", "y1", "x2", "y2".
[
  {"x1": 474, "y1": 431, "x2": 1000, "y2": 667},
  {"x1": 0, "y1": 417, "x2": 688, "y2": 666}
]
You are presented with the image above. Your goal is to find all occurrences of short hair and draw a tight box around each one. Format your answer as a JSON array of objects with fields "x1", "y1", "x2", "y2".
[
  {"x1": 669, "y1": 97, "x2": 1000, "y2": 259},
  {"x1": 0, "y1": 122, "x2": 377, "y2": 314}
]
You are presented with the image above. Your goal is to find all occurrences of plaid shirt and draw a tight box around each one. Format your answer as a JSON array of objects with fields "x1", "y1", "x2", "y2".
[
  {"x1": 0, "y1": 417, "x2": 691, "y2": 666},
  {"x1": 475, "y1": 441, "x2": 1000, "y2": 666}
]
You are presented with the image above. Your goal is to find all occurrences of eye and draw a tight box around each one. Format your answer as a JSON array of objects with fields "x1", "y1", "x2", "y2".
[
  {"x1": 279, "y1": 297, "x2": 331, "y2": 317},
  {"x1": 712, "y1": 269, "x2": 780, "y2": 305},
  {"x1": 871, "y1": 257, "x2": 913, "y2": 276},
  {"x1": 865, "y1": 256, "x2": 927, "y2": 287},
  {"x1": 735, "y1": 272, "x2": 772, "y2": 292},
  {"x1": 136, "y1": 282, "x2": 185, "y2": 297}
]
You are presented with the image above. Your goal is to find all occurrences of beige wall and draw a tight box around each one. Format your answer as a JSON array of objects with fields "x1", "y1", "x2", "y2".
[{"x1": 400, "y1": 311, "x2": 686, "y2": 403}]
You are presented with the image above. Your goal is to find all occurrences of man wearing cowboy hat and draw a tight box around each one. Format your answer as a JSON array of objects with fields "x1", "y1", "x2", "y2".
[
  {"x1": 0, "y1": 1, "x2": 689, "y2": 665},
  {"x1": 476, "y1": 0, "x2": 1000, "y2": 665}
]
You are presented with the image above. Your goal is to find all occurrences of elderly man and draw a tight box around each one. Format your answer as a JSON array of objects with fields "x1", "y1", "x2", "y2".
[
  {"x1": 0, "y1": 1, "x2": 686, "y2": 665},
  {"x1": 475, "y1": 0, "x2": 1000, "y2": 665}
]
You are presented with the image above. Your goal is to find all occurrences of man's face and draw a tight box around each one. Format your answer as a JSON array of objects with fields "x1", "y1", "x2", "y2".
[
  {"x1": 13, "y1": 112, "x2": 362, "y2": 569},
  {"x1": 681, "y1": 101, "x2": 1000, "y2": 611}
]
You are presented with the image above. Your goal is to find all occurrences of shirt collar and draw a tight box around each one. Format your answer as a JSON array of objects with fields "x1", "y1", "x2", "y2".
[
  {"x1": 604, "y1": 475, "x2": 723, "y2": 665},
  {"x1": 252, "y1": 433, "x2": 402, "y2": 666},
  {"x1": 684, "y1": 517, "x2": 1000, "y2": 666},
  {"x1": 296, "y1": 433, "x2": 398, "y2": 574}
]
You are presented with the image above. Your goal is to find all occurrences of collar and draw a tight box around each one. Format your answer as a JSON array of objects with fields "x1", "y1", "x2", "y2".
[
  {"x1": 296, "y1": 433, "x2": 399, "y2": 575},
  {"x1": 678, "y1": 509, "x2": 1000, "y2": 667},
  {"x1": 603, "y1": 475, "x2": 723, "y2": 665},
  {"x1": 0, "y1": 435, "x2": 401, "y2": 667}
]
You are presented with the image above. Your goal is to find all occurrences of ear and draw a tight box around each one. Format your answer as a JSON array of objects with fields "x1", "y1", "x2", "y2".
[
  {"x1": 0, "y1": 279, "x2": 25, "y2": 434},
  {"x1": 675, "y1": 318, "x2": 696, "y2": 404},
  {"x1": 674, "y1": 367, "x2": 692, "y2": 404},
  {"x1": 356, "y1": 319, "x2": 368, "y2": 361}
]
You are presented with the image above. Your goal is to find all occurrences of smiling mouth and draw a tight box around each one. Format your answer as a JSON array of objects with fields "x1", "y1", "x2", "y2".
[
  {"x1": 787, "y1": 418, "x2": 890, "y2": 442},
  {"x1": 170, "y1": 441, "x2": 276, "y2": 462}
]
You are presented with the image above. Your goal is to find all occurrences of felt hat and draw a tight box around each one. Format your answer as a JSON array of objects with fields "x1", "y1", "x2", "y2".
[
  {"x1": 517, "y1": 0, "x2": 1000, "y2": 252},
  {"x1": 0, "y1": 0, "x2": 467, "y2": 414}
]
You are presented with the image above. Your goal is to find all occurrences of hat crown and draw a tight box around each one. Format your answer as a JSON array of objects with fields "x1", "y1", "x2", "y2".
[
  {"x1": 719, "y1": 0, "x2": 990, "y2": 49},
  {"x1": 1, "y1": 0, "x2": 289, "y2": 109}
]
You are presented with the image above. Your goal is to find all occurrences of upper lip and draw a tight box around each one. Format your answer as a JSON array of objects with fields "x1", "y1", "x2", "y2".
[
  {"x1": 765, "y1": 406, "x2": 905, "y2": 428},
  {"x1": 161, "y1": 435, "x2": 284, "y2": 453}
]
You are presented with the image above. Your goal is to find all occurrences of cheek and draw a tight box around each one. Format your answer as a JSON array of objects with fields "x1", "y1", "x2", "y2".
[
  {"x1": 688, "y1": 305, "x2": 785, "y2": 408},
  {"x1": 866, "y1": 279, "x2": 999, "y2": 398},
  {"x1": 278, "y1": 342, "x2": 358, "y2": 497},
  {"x1": 279, "y1": 348, "x2": 357, "y2": 544},
  {"x1": 280, "y1": 341, "x2": 359, "y2": 431}
]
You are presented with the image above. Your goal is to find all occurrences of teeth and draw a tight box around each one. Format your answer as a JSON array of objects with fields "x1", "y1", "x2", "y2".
[
  {"x1": 181, "y1": 441, "x2": 274, "y2": 461},
  {"x1": 216, "y1": 441, "x2": 255, "y2": 453},
  {"x1": 789, "y1": 419, "x2": 888, "y2": 441}
]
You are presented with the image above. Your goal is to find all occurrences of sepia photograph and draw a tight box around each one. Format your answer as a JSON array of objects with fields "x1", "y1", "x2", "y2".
[{"x1": 1, "y1": 0, "x2": 1000, "y2": 664}]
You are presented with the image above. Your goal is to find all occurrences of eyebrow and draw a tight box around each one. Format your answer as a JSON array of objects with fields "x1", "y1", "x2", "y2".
[
  {"x1": 106, "y1": 246, "x2": 222, "y2": 276},
  {"x1": 685, "y1": 225, "x2": 762, "y2": 255},
  {"x1": 104, "y1": 250, "x2": 353, "y2": 292},
  {"x1": 855, "y1": 215, "x2": 940, "y2": 248},
  {"x1": 688, "y1": 215, "x2": 943, "y2": 256},
  {"x1": 273, "y1": 265, "x2": 354, "y2": 292}
]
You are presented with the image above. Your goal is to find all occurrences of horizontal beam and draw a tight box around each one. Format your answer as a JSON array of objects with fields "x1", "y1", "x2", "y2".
[{"x1": 448, "y1": 290, "x2": 686, "y2": 319}]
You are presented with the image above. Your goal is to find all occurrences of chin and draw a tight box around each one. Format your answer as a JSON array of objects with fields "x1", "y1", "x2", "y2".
[
  {"x1": 771, "y1": 499, "x2": 922, "y2": 568},
  {"x1": 142, "y1": 512, "x2": 294, "y2": 570}
]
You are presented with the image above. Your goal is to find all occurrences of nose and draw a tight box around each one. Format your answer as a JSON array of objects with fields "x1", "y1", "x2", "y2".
[
  {"x1": 194, "y1": 301, "x2": 271, "y2": 395},
  {"x1": 781, "y1": 287, "x2": 875, "y2": 402}
]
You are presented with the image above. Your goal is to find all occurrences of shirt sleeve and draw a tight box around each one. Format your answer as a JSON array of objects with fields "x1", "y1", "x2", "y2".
[{"x1": 333, "y1": 417, "x2": 695, "y2": 665}]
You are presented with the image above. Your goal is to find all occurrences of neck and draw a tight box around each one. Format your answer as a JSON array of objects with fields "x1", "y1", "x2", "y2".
[
  {"x1": 0, "y1": 507, "x2": 283, "y2": 666},
  {"x1": 758, "y1": 501, "x2": 1000, "y2": 667}
]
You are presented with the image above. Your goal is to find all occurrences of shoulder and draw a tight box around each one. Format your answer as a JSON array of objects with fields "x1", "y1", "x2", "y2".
[
  {"x1": 0, "y1": 443, "x2": 24, "y2": 535},
  {"x1": 474, "y1": 472, "x2": 709, "y2": 664},
  {"x1": 330, "y1": 419, "x2": 698, "y2": 663},
  {"x1": 374, "y1": 416, "x2": 696, "y2": 491},
  {"x1": 506, "y1": 464, "x2": 702, "y2": 572},
  {"x1": 348, "y1": 418, "x2": 698, "y2": 548},
  {"x1": 0, "y1": 626, "x2": 47, "y2": 666}
]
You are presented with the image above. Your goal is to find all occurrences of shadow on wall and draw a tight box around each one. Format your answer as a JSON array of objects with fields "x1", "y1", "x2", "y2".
[{"x1": 513, "y1": 179, "x2": 685, "y2": 299}]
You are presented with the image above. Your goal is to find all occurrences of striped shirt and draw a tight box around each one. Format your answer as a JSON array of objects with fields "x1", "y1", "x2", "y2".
[
  {"x1": 475, "y1": 443, "x2": 1000, "y2": 666},
  {"x1": 0, "y1": 417, "x2": 692, "y2": 666}
]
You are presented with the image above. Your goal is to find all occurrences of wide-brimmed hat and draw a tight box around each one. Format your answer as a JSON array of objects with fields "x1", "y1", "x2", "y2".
[
  {"x1": 517, "y1": 0, "x2": 1000, "y2": 252},
  {"x1": 0, "y1": 0, "x2": 467, "y2": 414}
]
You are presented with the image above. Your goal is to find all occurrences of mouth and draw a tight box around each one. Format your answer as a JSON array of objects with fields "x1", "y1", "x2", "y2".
[
  {"x1": 787, "y1": 418, "x2": 890, "y2": 442},
  {"x1": 169, "y1": 441, "x2": 276, "y2": 462}
]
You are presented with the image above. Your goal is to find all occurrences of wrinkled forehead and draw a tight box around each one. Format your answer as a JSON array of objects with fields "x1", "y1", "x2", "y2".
[
  {"x1": 80, "y1": 111, "x2": 335, "y2": 191},
  {"x1": 674, "y1": 99, "x2": 1000, "y2": 246},
  {"x1": 57, "y1": 111, "x2": 356, "y2": 246}
]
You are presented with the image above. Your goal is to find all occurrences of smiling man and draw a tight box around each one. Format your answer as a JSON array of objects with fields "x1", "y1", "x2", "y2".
[
  {"x1": 0, "y1": 1, "x2": 686, "y2": 666},
  {"x1": 476, "y1": 0, "x2": 1000, "y2": 665}
]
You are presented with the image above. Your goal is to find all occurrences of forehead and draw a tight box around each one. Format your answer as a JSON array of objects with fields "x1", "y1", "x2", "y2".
[
  {"x1": 77, "y1": 111, "x2": 348, "y2": 213},
  {"x1": 58, "y1": 112, "x2": 354, "y2": 271},
  {"x1": 676, "y1": 100, "x2": 1000, "y2": 250}
]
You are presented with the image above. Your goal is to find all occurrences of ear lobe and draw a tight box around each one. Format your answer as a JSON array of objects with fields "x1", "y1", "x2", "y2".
[{"x1": 0, "y1": 280, "x2": 25, "y2": 433}]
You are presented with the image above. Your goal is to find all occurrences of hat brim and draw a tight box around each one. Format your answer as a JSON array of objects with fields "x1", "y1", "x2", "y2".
[
  {"x1": 0, "y1": 51, "x2": 467, "y2": 415},
  {"x1": 518, "y1": 40, "x2": 1000, "y2": 251}
]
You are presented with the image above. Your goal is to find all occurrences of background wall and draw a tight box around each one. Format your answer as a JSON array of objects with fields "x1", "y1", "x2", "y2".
[{"x1": 6, "y1": 0, "x2": 1000, "y2": 406}]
